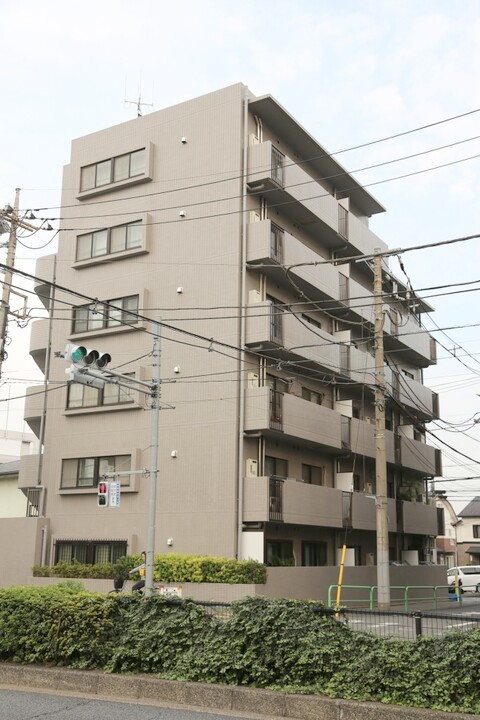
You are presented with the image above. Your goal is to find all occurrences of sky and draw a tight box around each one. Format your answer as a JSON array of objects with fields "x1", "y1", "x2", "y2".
[{"x1": 1, "y1": 0, "x2": 480, "y2": 512}]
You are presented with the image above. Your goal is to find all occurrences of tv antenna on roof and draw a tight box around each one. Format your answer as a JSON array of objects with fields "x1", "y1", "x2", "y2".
[
  {"x1": 125, "y1": 93, "x2": 154, "y2": 117},
  {"x1": 124, "y1": 77, "x2": 154, "y2": 117}
]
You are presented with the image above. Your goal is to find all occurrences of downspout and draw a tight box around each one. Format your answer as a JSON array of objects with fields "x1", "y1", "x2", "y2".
[
  {"x1": 37, "y1": 256, "x2": 56, "y2": 565},
  {"x1": 36, "y1": 256, "x2": 56, "y2": 509},
  {"x1": 236, "y1": 90, "x2": 249, "y2": 559}
]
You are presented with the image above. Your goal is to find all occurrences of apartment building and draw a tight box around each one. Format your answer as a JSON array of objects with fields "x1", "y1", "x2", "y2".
[{"x1": 16, "y1": 83, "x2": 441, "y2": 575}]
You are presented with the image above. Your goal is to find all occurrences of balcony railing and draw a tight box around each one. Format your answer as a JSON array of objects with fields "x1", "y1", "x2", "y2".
[
  {"x1": 269, "y1": 303, "x2": 283, "y2": 345},
  {"x1": 269, "y1": 477, "x2": 283, "y2": 521},
  {"x1": 269, "y1": 389, "x2": 283, "y2": 431},
  {"x1": 271, "y1": 146, "x2": 285, "y2": 187},
  {"x1": 338, "y1": 205, "x2": 348, "y2": 239},
  {"x1": 270, "y1": 222, "x2": 284, "y2": 264}
]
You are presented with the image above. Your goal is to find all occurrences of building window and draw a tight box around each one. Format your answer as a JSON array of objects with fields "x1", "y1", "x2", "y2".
[
  {"x1": 72, "y1": 295, "x2": 139, "y2": 333},
  {"x1": 76, "y1": 220, "x2": 143, "y2": 261},
  {"x1": 302, "y1": 387, "x2": 323, "y2": 404},
  {"x1": 473, "y1": 525, "x2": 480, "y2": 539},
  {"x1": 265, "y1": 455, "x2": 288, "y2": 479},
  {"x1": 266, "y1": 540, "x2": 293, "y2": 566},
  {"x1": 301, "y1": 314, "x2": 322, "y2": 330},
  {"x1": 301, "y1": 464, "x2": 325, "y2": 486},
  {"x1": 80, "y1": 149, "x2": 146, "y2": 191},
  {"x1": 55, "y1": 540, "x2": 127, "y2": 565},
  {"x1": 302, "y1": 541, "x2": 327, "y2": 566},
  {"x1": 67, "y1": 374, "x2": 134, "y2": 409},
  {"x1": 61, "y1": 455, "x2": 131, "y2": 489}
]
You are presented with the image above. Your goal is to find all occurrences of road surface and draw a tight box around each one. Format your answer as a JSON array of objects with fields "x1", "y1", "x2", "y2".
[{"x1": 0, "y1": 688, "x2": 279, "y2": 720}]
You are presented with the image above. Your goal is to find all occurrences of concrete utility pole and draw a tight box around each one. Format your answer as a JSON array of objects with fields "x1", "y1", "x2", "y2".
[
  {"x1": 0, "y1": 188, "x2": 39, "y2": 378},
  {"x1": 145, "y1": 318, "x2": 161, "y2": 597},
  {"x1": 373, "y1": 247, "x2": 391, "y2": 610}
]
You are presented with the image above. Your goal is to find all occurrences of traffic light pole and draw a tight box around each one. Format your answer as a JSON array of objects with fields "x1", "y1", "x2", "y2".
[{"x1": 60, "y1": 323, "x2": 163, "y2": 597}]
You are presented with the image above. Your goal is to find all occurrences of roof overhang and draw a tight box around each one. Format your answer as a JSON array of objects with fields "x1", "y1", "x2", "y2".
[{"x1": 249, "y1": 94, "x2": 386, "y2": 219}]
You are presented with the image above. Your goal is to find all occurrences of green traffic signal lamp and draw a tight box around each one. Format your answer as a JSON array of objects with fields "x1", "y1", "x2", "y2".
[{"x1": 65, "y1": 344, "x2": 112, "y2": 369}]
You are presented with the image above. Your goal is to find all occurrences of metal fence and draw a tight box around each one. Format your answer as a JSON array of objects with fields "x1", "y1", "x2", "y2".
[
  {"x1": 165, "y1": 600, "x2": 480, "y2": 640},
  {"x1": 329, "y1": 606, "x2": 480, "y2": 640}
]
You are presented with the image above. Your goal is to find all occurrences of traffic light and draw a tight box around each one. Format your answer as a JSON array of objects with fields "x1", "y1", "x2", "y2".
[
  {"x1": 65, "y1": 344, "x2": 112, "y2": 369},
  {"x1": 97, "y1": 481, "x2": 109, "y2": 507}
]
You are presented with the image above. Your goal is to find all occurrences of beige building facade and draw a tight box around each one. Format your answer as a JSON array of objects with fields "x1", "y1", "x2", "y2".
[{"x1": 17, "y1": 83, "x2": 441, "y2": 578}]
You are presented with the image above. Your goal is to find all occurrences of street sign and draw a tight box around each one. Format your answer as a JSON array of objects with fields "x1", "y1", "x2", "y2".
[{"x1": 109, "y1": 481, "x2": 121, "y2": 508}]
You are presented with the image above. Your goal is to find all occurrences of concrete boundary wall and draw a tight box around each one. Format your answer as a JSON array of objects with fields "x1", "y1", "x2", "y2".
[{"x1": 0, "y1": 664, "x2": 474, "y2": 720}]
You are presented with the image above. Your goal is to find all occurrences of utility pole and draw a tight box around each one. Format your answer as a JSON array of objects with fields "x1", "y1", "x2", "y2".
[
  {"x1": 373, "y1": 247, "x2": 391, "y2": 610},
  {"x1": 145, "y1": 318, "x2": 161, "y2": 597},
  {"x1": 0, "y1": 188, "x2": 41, "y2": 378}
]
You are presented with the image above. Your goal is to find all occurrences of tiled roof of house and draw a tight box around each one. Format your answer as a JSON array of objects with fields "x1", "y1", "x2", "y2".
[
  {"x1": 459, "y1": 496, "x2": 480, "y2": 518},
  {"x1": 0, "y1": 460, "x2": 20, "y2": 476}
]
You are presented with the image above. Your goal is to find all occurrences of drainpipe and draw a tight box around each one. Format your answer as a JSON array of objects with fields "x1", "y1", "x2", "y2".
[{"x1": 36, "y1": 255, "x2": 57, "y2": 512}]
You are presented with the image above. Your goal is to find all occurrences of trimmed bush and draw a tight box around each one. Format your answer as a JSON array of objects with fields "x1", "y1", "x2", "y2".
[
  {"x1": 33, "y1": 553, "x2": 267, "y2": 584},
  {"x1": 1, "y1": 587, "x2": 479, "y2": 714}
]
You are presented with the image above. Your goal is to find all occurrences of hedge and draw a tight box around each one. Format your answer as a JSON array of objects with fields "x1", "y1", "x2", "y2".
[
  {"x1": 0, "y1": 585, "x2": 479, "y2": 714},
  {"x1": 32, "y1": 553, "x2": 267, "y2": 584}
]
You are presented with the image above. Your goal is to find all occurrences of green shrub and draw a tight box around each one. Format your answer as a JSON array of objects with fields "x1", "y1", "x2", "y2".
[
  {"x1": 0, "y1": 587, "x2": 479, "y2": 713},
  {"x1": 33, "y1": 553, "x2": 267, "y2": 585}
]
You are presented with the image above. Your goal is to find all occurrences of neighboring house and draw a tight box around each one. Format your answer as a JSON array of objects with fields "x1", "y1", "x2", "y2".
[
  {"x1": 456, "y1": 496, "x2": 480, "y2": 565},
  {"x1": 0, "y1": 460, "x2": 26, "y2": 517},
  {"x1": 433, "y1": 490, "x2": 459, "y2": 567},
  {"x1": 0, "y1": 429, "x2": 38, "y2": 463},
  {"x1": 13, "y1": 83, "x2": 442, "y2": 589}
]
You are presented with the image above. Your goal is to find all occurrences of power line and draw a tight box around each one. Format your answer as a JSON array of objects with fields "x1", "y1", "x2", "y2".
[{"x1": 23, "y1": 106, "x2": 480, "y2": 213}]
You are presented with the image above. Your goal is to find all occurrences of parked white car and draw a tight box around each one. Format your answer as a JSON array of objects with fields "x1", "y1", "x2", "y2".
[{"x1": 447, "y1": 566, "x2": 480, "y2": 593}]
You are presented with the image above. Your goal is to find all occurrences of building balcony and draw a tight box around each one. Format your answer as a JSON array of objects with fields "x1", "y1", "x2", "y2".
[
  {"x1": 247, "y1": 142, "x2": 387, "y2": 259},
  {"x1": 245, "y1": 301, "x2": 340, "y2": 374},
  {"x1": 29, "y1": 319, "x2": 50, "y2": 373},
  {"x1": 34, "y1": 254, "x2": 56, "y2": 309},
  {"x1": 244, "y1": 386, "x2": 342, "y2": 451},
  {"x1": 344, "y1": 493, "x2": 398, "y2": 532},
  {"x1": 385, "y1": 430, "x2": 440, "y2": 475},
  {"x1": 18, "y1": 453, "x2": 41, "y2": 490},
  {"x1": 397, "y1": 500, "x2": 439, "y2": 535},
  {"x1": 339, "y1": 419, "x2": 439, "y2": 476},
  {"x1": 384, "y1": 312, "x2": 437, "y2": 368},
  {"x1": 247, "y1": 220, "x2": 341, "y2": 304},
  {"x1": 390, "y1": 371, "x2": 439, "y2": 421},
  {"x1": 243, "y1": 475, "x2": 343, "y2": 528},
  {"x1": 347, "y1": 212, "x2": 387, "y2": 258},
  {"x1": 24, "y1": 386, "x2": 44, "y2": 437}
]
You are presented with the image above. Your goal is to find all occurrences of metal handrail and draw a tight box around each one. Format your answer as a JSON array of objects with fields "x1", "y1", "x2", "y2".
[{"x1": 328, "y1": 583, "x2": 458, "y2": 611}]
